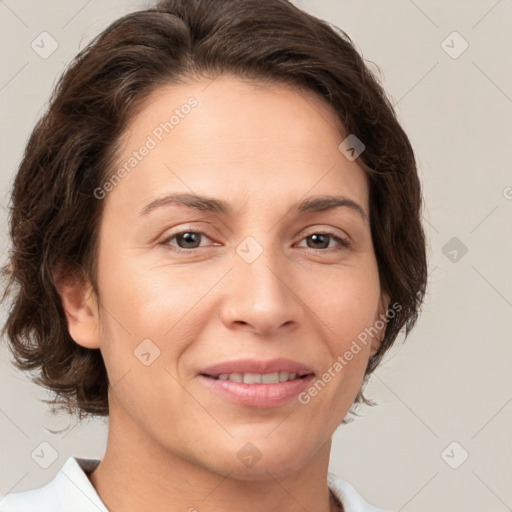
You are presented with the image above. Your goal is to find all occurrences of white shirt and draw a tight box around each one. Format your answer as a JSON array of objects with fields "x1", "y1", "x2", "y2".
[{"x1": 0, "y1": 457, "x2": 392, "y2": 512}]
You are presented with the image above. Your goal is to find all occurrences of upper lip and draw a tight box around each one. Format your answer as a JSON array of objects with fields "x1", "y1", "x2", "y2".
[{"x1": 199, "y1": 358, "x2": 315, "y2": 377}]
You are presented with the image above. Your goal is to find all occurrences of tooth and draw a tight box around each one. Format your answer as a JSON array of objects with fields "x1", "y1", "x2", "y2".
[
  {"x1": 261, "y1": 372, "x2": 280, "y2": 384},
  {"x1": 213, "y1": 372, "x2": 301, "y2": 383},
  {"x1": 243, "y1": 373, "x2": 262, "y2": 384}
]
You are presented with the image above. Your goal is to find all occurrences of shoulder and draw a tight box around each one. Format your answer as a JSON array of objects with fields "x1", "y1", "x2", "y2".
[
  {"x1": 327, "y1": 472, "x2": 394, "y2": 512},
  {"x1": 0, "y1": 457, "x2": 107, "y2": 512}
]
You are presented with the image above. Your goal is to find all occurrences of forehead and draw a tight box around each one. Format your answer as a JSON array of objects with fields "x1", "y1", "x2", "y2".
[{"x1": 103, "y1": 74, "x2": 369, "y2": 220}]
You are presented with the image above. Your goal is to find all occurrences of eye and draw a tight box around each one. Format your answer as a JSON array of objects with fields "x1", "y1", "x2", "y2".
[
  {"x1": 158, "y1": 229, "x2": 351, "y2": 254},
  {"x1": 296, "y1": 232, "x2": 351, "y2": 251},
  {"x1": 159, "y1": 230, "x2": 214, "y2": 252}
]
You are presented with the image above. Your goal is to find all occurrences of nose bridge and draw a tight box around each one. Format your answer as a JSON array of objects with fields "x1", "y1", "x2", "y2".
[
  {"x1": 220, "y1": 230, "x2": 299, "y2": 334},
  {"x1": 236, "y1": 231, "x2": 290, "y2": 301}
]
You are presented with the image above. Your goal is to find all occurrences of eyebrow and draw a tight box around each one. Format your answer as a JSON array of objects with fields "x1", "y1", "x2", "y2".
[{"x1": 139, "y1": 192, "x2": 368, "y2": 223}]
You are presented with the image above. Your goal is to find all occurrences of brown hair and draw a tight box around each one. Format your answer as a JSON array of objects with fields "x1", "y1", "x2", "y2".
[{"x1": 0, "y1": 0, "x2": 428, "y2": 421}]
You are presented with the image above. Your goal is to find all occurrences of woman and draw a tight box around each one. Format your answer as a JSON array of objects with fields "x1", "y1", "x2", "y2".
[{"x1": 0, "y1": 1, "x2": 427, "y2": 511}]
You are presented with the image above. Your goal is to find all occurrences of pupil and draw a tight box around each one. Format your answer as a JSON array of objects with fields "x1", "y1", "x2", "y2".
[
  {"x1": 309, "y1": 234, "x2": 328, "y2": 249},
  {"x1": 179, "y1": 232, "x2": 199, "y2": 248}
]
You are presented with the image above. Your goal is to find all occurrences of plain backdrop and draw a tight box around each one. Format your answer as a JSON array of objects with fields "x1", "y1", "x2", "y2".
[{"x1": 0, "y1": 1, "x2": 511, "y2": 511}]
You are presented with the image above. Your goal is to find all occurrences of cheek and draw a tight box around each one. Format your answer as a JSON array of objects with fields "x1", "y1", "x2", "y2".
[
  {"x1": 98, "y1": 243, "x2": 201, "y2": 333},
  {"x1": 304, "y1": 263, "x2": 382, "y2": 342},
  {"x1": 96, "y1": 249, "x2": 221, "y2": 389},
  {"x1": 95, "y1": 262, "x2": 196, "y2": 418}
]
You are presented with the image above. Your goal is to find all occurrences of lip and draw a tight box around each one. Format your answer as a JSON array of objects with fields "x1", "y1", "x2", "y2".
[
  {"x1": 198, "y1": 358, "x2": 315, "y2": 377},
  {"x1": 198, "y1": 373, "x2": 315, "y2": 408}
]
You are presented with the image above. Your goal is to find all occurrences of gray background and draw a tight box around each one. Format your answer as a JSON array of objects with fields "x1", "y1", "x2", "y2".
[{"x1": 1, "y1": 1, "x2": 511, "y2": 511}]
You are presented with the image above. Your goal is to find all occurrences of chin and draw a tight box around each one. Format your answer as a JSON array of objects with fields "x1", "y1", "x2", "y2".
[
  {"x1": 226, "y1": 456, "x2": 308, "y2": 481},
  {"x1": 222, "y1": 440, "x2": 316, "y2": 481}
]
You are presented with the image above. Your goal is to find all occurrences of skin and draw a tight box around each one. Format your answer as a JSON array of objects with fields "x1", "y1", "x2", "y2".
[{"x1": 56, "y1": 74, "x2": 389, "y2": 512}]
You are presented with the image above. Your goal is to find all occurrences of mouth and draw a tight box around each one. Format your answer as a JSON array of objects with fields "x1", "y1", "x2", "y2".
[
  {"x1": 197, "y1": 370, "x2": 315, "y2": 408},
  {"x1": 200, "y1": 371, "x2": 314, "y2": 384},
  {"x1": 197, "y1": 358, "x2": 316, "y2": 407},
  {"x1": 198, "y1": 357, "x2": 315, "y2": 381}
]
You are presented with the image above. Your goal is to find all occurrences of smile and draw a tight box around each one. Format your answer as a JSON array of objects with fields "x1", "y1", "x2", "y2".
[{"x1": 198, "y1": 373, "x2": 315, "y2": 408}]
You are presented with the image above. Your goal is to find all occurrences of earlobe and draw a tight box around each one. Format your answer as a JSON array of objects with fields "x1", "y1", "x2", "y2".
[{"x1": 53, "y1": 267, "x2": 100, "y2": 349}]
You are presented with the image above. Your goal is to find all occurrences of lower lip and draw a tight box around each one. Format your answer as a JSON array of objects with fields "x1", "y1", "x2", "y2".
[{"x1": 198, "y1": 374, "x2": 315, "y2": 408}]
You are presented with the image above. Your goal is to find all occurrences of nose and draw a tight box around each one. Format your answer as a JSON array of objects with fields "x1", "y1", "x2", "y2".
[{"x1": 218, "y1": 240, "x2": 302, "y2": 337}]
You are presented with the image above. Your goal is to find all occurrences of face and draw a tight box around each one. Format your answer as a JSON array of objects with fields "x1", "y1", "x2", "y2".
[{"x1": 69, "y1": 74, "x2": 389, "y2": 479}]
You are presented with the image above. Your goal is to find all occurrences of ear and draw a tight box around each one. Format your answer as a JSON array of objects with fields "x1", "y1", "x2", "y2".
[
  {"x1": 53, "y1": 265, "x2": 100, "y2": 349},
  {"x1": 370, "y1": 290, "x2": 391, "y2": 356}
]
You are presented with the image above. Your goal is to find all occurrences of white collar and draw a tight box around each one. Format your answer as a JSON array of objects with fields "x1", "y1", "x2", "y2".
[{"x1": 0, "y1": 457, "x2": 391, "y2": 512}]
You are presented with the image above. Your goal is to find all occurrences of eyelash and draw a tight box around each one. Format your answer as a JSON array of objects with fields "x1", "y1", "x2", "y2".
[{"x1": 158, "y1": 229, "x2": 351, "y2": 254}]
